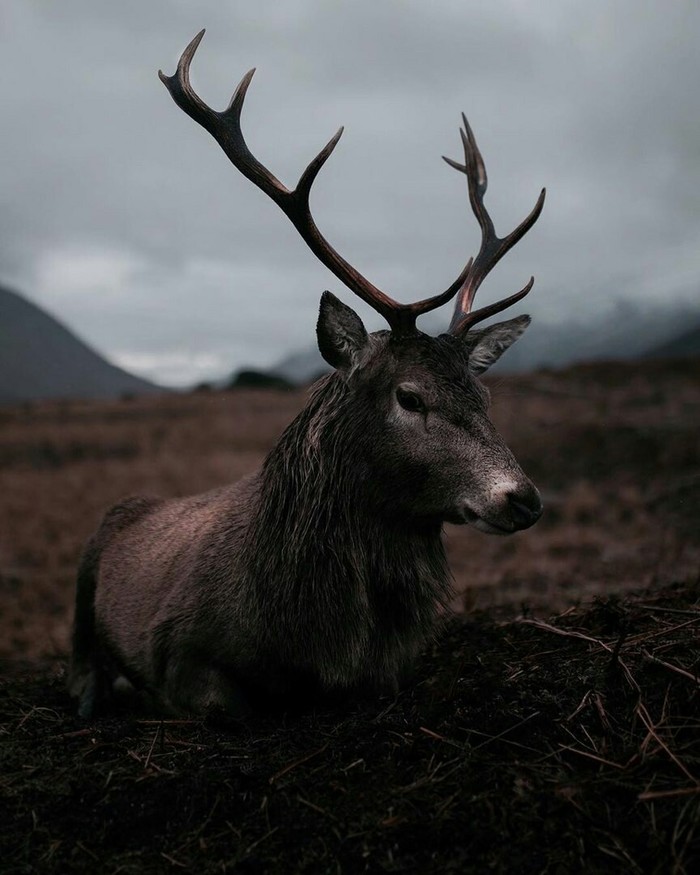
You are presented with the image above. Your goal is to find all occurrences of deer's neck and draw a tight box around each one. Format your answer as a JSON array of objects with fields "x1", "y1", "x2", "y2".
[
  {"x1": 237, "y1": 377, "x2": 450, "y2": 689},
  {"x1": 243, "y1": 374, "x2": 451, "y2": 618}
]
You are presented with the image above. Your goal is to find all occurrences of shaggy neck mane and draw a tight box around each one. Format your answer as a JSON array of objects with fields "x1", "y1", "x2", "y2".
[{"x1": 242, "y1": 374, "x2": 451, "y2": 625}]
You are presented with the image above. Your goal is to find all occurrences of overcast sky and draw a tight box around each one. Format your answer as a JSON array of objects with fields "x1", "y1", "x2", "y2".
[{"x1": 2, "y1": 1, "x2": 699, "y2": 385}]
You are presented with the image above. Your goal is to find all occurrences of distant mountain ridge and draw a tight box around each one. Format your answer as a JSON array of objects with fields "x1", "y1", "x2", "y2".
[
  {"x1": 0, "y1": 285, "x2": 161, "y2": 403},
  {"x1": 268, "y1": 307, "x2": 700, "y2": 385},
  {"x1": 644, "y1": 325, "x2": 700, "y2": 359}
]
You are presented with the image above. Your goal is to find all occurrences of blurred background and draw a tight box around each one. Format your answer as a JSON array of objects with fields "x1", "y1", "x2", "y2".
[
  {"x1": 1, "y1": 0, "x2": 699, "y2": 392},
  {"x1": 0, "y1": 1, "x2": 698, "y2": 664}
]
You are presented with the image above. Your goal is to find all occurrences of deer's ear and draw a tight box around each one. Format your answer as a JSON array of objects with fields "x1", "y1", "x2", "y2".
[
  {"x1": 317, "y1": 291, "x2": 370, "y2": 373},
  {"x1": 466, "y1": 315, "x2": 531, "y2": 375}
]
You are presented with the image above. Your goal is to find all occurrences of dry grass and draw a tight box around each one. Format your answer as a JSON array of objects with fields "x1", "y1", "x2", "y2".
[
  {"x1": 1, "y1": 584, "x2": 698, "y2": 873},
  {"x1": 0, "y1": 356, "x2": 699, "y2": 871},
  {"x1": 1, "y1": 357, "x2": 697, "y2": 663}
]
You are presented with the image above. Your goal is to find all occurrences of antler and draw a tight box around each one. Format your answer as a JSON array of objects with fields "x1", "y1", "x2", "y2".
[
  {"x1": 159, "y1": 30, "x2": 471, "y2": 336},
  {"x1": 443, "y1": 115, "x2": 546, "y2": 335}
]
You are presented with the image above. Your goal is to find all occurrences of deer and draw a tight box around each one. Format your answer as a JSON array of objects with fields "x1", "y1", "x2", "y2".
[{"x1": 68, "y1": 31, "x2": 546, "y2": 719}]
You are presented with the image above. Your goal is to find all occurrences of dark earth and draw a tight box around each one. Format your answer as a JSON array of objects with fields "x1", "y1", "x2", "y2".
[{"x1": 1, "y1": 357, "x2": 699, "y2": 873}]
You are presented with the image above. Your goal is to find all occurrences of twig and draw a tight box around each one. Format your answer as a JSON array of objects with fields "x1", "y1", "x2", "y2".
[
  {"x1": 419, "y1": 726, "x2": 464, "y2": 749},
  {"x1": 635, "y1": 605, "x2": 700, "y2": 617},
  {"x1": 399, "y1": 758, "x2": 463, "y2": 793},
  {"x1": 636, "y1": 702, "x2": 699, "y2": 786},
  {"x1": 566, "y1": 690, "x2": 592, "y2": 722},
  {"x1": 628, "y1": 616, "x2": 700, "y2": 646},
  {"x1": 268, "y1": 743, "x2": 328, "y2": 785},
  {"x1": 470, "y1": 711, "x2": 540, "y2": 752},
  {"x1": 435, "y1": 791, "x2": 460, "y2": 818},
  {"x1": 639, "y1": 786, "x2": 700, "y2": 801},
  {"x1": 420, "y1": 726, "x2": 446, "y2": 741},
  {"x1": 16, "y1": 706, "x2": 61, "y2": 729},
  {"x1": 642, "y1": 650, "x2": 700, "y2": 686},
  {"x1": 128, "y1": 747, "x2": 174, "y2": 776},
  {"x1": 173, "y1": 796, "x2": 222, "y2": 856},
  {"x1": 462, "y1": 725, "x2": 542, "y2": 756},
  {"x1": 373, "y1": 697, "x2": 399, "y2": 722},
  {"x1": 522, "y1": 614, "x2": 640, "y2": 694},
  {"x1": 515, "y1": 618, "x2": 613, "y2": 652},
  {"x1": 144, "y1": 722, "x2": 163, "y2": 771},
  {"x1": 75, "y1": 841, "x2": 99, "y2": 861},
  {"x1": 559, "y1": 745, "x2": 625, "y2": 770},
  {"x1": 53, "y1": 729, "x2": 93, "y2": 740},
  {"x1": 608, "y1": 625, "x2": 628, "y2": 669},
  {"x1": 244, "y1": 826, "x2": 279, "y2": 855},
  {"x1": 161, "y1": 851, "x2": 188, "y2": 868},
  {"x1": 593, "y1": 691, "x2": 611, "y2": 732},
  {"x1": 297, "y1": 795, "x2": 336, "y2": 819}
]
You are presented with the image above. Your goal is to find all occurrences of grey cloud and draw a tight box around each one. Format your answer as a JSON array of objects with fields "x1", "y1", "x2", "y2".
[{"x1": 1, "y1": 0, "x2": 699, "y2": 385}]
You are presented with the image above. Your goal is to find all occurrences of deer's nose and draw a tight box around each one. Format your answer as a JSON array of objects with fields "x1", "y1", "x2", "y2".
[{"x1": 506, "y1": 488, "x2": 543, "y2": 529}]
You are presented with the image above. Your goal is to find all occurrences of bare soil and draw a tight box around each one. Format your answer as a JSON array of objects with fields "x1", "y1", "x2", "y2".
[{"x1": 1, "y1": 357, "x2": 699, "y2": 872}]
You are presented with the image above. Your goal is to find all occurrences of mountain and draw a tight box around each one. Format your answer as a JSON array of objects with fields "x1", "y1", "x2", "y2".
[
  {"x1": 0, "y1": 285, "x2": 162, "y2": 403},
  {"x1": 644, "y1": 325, "x2": 700, "y2": 358},
  {"x1": 268, "y1": 347, "x2": 330, "y2": 385},
  {"x1": 267, "y1": 301, "x2": 700, "y2": 385}
]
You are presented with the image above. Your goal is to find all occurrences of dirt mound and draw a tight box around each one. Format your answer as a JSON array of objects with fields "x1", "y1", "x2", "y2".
[
  {"x1": 1, "y1": 356, "x2": 698, "y2": 871},
  {"x1": 1, "y1": 584, "x2": 698, "y2": 873}
]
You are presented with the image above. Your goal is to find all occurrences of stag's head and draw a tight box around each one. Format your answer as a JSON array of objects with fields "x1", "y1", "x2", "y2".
[{"x1": 160, "y1": 31, "x2": 545, "y2": 534}]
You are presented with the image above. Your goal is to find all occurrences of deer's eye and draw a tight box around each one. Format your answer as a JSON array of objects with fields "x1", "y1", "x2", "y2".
[{"x1": 396, "y1": 387, "x2": 426, "y2": 413}]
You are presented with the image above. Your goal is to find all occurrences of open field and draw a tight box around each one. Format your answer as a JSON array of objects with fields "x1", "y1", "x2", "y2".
[
  {"x1": 1, "y1": 357, "x2": 698, "y2": 663},
  {"x1": 1, "y1": 356, "x2": 699, "y2": 871}
]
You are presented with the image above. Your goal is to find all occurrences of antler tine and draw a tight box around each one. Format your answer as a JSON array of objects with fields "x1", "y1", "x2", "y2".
[
  {"x1": 160, "y1": 31, "x2": 464, "y2": 334},
  {"x1": 159, "y1": 31, "x2": 290, "y2": 205},
  {"x1": 443, "y1": 114, "x2": 545, "y2": 335}
]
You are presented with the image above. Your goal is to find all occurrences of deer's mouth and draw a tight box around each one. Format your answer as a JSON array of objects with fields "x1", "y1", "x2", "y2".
[
  {"x1": 450, "y1": 505, "x2": 515, "y2": 535},
  {"x1": 469, "y1": 516, "x2": 514, "y2": 536}
]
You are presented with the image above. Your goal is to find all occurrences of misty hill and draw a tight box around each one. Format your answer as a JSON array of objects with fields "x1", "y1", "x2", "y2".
[
  {"x1": 269, "y1": 347, "x2": 329, "y2": 385},
  {"x1": 268, "y1": 301, "x2": 700, "y2": 384},
  {"x1": 644, "y1": 324, "x2": 700, "y2": 358},
  {"x1": 0, "y1": 286, "x2": 161, "y2": 404}
]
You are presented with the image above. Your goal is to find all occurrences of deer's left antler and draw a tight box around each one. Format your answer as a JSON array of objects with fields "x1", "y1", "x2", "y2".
[
  {"x1": 443, "y1": 115, "x2": 546, "y2": 335},
  {"x1": 159, "y1": 30, "x2": 470, "y2": 336}
]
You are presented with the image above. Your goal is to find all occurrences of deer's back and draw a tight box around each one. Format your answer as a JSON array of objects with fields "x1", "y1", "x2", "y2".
[{"x1": 91, "y1": 473, "x2": 260, "y2": 684}]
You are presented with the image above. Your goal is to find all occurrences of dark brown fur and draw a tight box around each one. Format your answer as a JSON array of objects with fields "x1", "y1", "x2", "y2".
[
  {"x1": 69, "y1": 36, "x2": 545, "y2": 717},
  {"x1": 69, "y1": 326, "x2": 541, "y2": 718}
]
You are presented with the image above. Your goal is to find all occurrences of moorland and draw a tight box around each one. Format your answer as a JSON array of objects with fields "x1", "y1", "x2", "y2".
[{"x1": 1, "y1": 356, "x2": 698, "y2": 872}]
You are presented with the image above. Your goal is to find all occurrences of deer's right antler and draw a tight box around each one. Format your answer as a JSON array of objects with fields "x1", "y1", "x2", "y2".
[{"x1": 159, "y1": 30, "x2": 469, "y2": 336}]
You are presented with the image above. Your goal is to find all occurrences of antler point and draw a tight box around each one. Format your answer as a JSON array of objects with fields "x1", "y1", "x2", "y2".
[
  {"x1": 442, "y1": 155, "x2": 466, "y2": 172},
  {"x1": 186, "y1": 29, "x2": 206, "y2": 55}
]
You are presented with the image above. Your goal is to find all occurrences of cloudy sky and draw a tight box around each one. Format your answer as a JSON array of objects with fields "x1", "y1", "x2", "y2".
[{"x1": 2, "y1": 1, "x2": 699, "y2": 385}]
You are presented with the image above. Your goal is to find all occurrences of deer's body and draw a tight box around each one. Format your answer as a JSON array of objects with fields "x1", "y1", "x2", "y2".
[
  {"x1": 68, "y1": 33, "x2": 547, "y2": 718},
  {"x1": 73, "y1": 375, "x2": 449, "y2": 715}
]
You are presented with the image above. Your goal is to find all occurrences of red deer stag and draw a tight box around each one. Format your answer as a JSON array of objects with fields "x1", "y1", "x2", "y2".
[{"x1": 68, "y1": 31, "x2": 546, "y2": 718}]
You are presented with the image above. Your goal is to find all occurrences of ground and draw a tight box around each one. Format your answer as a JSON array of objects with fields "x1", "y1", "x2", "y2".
[{"x1": 0, "y1": 357, "x2": 699, "y2": 872}]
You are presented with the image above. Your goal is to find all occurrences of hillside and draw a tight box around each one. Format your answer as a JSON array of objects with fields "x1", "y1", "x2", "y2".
[
  {"x1": 645, "y1": 323, "x2": 700, "y2": 358},
  {"x1": 1, "y1": 354, "x2": 697, "y2": 661},
  {"x1": 268, "y1": 305, "x2": 700, "y2": 385},
  {"x1": 0, "y1": 286, "x2": 162, "y2": 403},
  {"x1": 0, "y1": 356, "x2": 698, "y2": 872}
]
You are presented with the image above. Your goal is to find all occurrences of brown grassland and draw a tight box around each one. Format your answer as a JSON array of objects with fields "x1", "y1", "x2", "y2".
[{"x1": 1, "y1": 356, "x2": 699, "y2": 873}]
